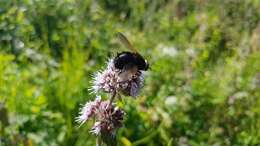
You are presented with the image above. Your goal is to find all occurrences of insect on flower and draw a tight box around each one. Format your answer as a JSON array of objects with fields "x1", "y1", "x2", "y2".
[
  {"x1": 91, "y1": 33, "x2": 149, "y2": 100},
  {"x1": 114, "y1": 32, "x2": 149, "y2": 82}
]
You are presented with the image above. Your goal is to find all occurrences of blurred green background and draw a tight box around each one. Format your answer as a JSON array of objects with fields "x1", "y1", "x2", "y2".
[{"x1": 0, "y1": 0, "x2": 260, "y2": 146}]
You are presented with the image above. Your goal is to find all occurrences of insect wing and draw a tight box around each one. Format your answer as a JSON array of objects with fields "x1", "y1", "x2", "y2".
[
  {"x1": 117, "y1": 32, "x2": 138, "y2": 53},
  {"x1": 130, "y1": 82, "x2": 139, "y2": 98}
]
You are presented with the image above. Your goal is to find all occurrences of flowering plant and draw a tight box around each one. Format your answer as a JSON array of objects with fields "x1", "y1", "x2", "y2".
[{"x1": 77, "y1": 58, "x2": 145, "y2": 146}]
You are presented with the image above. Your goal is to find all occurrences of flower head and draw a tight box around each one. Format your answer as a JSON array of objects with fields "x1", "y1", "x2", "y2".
[
  {"x1": 91, "y1": 59, "x2": 144, "y2": 98},
  {"x1": 76, "y1": 96, "x2": 102, "y2": 125},
  {"x1": 76, "y1": 97, "x2": 125, "y2": 135},
  {"x1": 90, "y1": 102, "x2": 124, "y2": 136}
]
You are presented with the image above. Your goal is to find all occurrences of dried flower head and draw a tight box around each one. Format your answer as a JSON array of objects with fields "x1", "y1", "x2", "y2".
[
  {"x1": 76, "y1": 97, "x2": 125, "y2": 136},
  {"x1": 91, "y1": 59, "x2": 144, "y2": 98}
]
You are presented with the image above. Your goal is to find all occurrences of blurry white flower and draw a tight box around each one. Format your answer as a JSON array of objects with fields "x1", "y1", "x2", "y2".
[
  {"x1": 186, "y1": 48, "x2": 197, "y2": 57},
  {"x1": 162, "y1": 47, "x2": 178, "y2": 57},
  {"x1": 156, "y1": 44, "x2": 178, "y2": 57},
  {"x1": 48, "y1": 59, "x2": 59, "y2": 67},
  {"x1": 165, "y1": 96, "x2": 177, "y2": 106},
  {"x1": 14, "y1": 39, "x2": 24, "y2": 49},
  {"x1": 91, "y1": 59, "x2": 144, "y2": 98},
  {"x1": 24, "y1": 48, "x2": 43, "y2": 61}
]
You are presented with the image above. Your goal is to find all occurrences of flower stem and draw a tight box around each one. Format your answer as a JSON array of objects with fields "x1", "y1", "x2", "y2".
[
  {"x1": 96, "y1": 136, "x2": 102, "y2": 146},
  {"x1": 109, "y1": 91, "x2": 116, "y2": 106}
]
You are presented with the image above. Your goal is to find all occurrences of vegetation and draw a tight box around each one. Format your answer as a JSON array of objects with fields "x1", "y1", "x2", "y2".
[{"x1": 0, "y1": 0, "x2": 260, "y2": 145}]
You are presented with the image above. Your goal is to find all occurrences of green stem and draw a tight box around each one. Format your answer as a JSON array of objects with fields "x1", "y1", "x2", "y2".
[
  {"x1": 132, "y1": 123, "x2": 162, "y2": 146},
  {"x1": 132, "y1": 129, "x2": 159, "y2": 146},
  {"x1": 96, "y1": 136, "x2": 102, "y2": 146}
]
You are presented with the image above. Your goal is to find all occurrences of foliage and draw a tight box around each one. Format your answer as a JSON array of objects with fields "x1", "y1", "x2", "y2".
[{"x1": 0, "y1": 0, "x2": 260, "y2": 145}]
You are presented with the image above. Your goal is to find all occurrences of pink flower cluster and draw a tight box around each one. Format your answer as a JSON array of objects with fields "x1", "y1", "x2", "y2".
[
  {"x1": 91, "y1": 59, "x2": 144, "y2": 98},
  {"x1": 76, "y1": 96, "x2": 124, "y2": 136}
]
